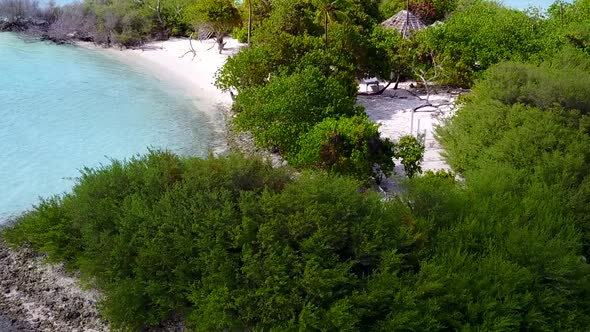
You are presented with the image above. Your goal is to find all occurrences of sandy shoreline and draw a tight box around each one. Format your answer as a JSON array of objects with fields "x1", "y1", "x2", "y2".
[
  {"x1": 83, "y1": 38, "x2": 243, "y2": 107},
  {"x1": 79, "y1": 38, "x2": 245, "y2": 156}
]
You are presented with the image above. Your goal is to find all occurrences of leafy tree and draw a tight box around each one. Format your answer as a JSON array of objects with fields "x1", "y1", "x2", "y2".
[
  {"x1": 312, "y1": 0, "x2": 349, "y2": 49},
  {"x1": 548, "y1": 0, "x2": 590, "y2": 55},
  {"x1": 421, "y1": 1, "x2": 562, "y2": 86},
  {"x1": 369, "y1": 25, "x2": 411, "y2": 82},
  {"x1": 379, "y1": 0, "x2": 457, "y2": 22},
  {"x1": 88, "y1": 0, "x2": 153, "y2": 46},
  {"x1": 395, "y1": 134, "x2": 425, "y2": 178},
  {"x1": 233, "y1": 66, "x2": 359, "y2": 156},
  {"x1": 293, "y1": 115, "x2": 396, "y2": 180},
  {"x1": 409, "y1": 0, "x2": 437, "y2": 23},
  {"x1": 185, "y1": 0, "x2": 241, "y2": 53},
  {"x1": 215, "y1": 43, "x2": 281, "y2": 93},
  {"x1": 379, "y1": 0, "x2": 408, "y2": 19}
]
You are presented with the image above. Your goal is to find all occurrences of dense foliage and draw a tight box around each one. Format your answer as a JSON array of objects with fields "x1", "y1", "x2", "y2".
[
  {"x1": 379, "y1": 0, "x2": 457, "y2": 23},
  {"x1": 417, "y1": 1, "x2": 562, "y2": 86},
  {"x1": 213, "y1": 0, "x2": 590, "y2": 178},
  {"x1": 3, "y1": 152, "x2": 416, "y2": 330},
  {"x1": 395, "y1": 134, "x2": 425, "y2": 178},
  {"x1": 293, "y1": 115, "x2": 395, "y2": 179},
  {"x1": 215, "y1": 0, "x2": 400, "y2": 179},
  {"x1": 5, "y1": 126, "x2": 590, "y2": 331},
  {"x1": 437, "y1": 48, "x2": 590, "y2": 255},
  {"x1": 233, "y1": 67, "x2": 358, "y2": 154},
  {"x1": 0, "y1": 0, "x2": 240, "y2": 46},
  {"x1": 4, "y1": 1, "x2": 590, "y2": 330}
]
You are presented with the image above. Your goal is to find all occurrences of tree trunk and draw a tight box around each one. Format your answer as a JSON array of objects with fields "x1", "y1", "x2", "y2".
[
  {"x1": 156, "y1": 0, "x2": 162, "y2": 24},
  {"x1": 156, "y1": 0, "x2": 164, "y2": 39},
  {"x1": 324, "y1": 11, "x2": 328, "y2": 49},
  {"x1": 247, "y1": 0, "x2": 252, "y2": 46},
  {"x1": 393, "y1": 73, "x2": 401, "y2": 90},
  {"x1": 218, "y1": 35, "x2": 224, "y2": 54}
]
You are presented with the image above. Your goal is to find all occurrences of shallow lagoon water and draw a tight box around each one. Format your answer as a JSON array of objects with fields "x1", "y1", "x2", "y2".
[{"x1": 0, "y1": 33, "x2": 224, "y2": 221}]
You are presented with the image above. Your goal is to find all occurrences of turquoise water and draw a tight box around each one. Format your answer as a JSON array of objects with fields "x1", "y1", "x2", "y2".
[{"x1": 0, "y1": 33, "x2": 224, "y2": 222}]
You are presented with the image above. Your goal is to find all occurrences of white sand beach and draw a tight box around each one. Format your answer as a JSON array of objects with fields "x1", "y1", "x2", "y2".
[
  {"x1": 357, "y1": 83, "x2": 460, "y2": 174},
  {"x1": 87, "y1": 38, "x2": 245, "y2": 156},
  {"x1": 93, "y1": 38, "x2": 243, "y2": 107}
]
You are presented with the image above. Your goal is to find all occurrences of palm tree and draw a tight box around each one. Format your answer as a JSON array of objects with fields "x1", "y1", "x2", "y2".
[
  {"x1": 313, "y1": 0, "x2": 348, "y2": 49},
  {"x1": 247, "y1": 0, "x2": 252, "y2": 46}
]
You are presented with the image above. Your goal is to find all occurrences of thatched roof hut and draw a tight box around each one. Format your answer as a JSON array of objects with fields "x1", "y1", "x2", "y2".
[{"x1": 381, "y1": 10, "x2": 426, "y2": 38}]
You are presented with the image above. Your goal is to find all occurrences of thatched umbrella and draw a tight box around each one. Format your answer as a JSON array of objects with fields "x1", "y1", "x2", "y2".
[{"x1": 381, "y1": 10, "x2": 426, "y2": 38}]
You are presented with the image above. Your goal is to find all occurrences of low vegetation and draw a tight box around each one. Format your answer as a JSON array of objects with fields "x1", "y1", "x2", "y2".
[
  {"x1": 3, "y1": 0, "x2": 590, "y2": 331},
  {"x1": 0, "y1": 0, "x2": 242, "y2": 46},
  {"x1": 3, "y1": 152, "x2": 414, "y2": 330},
  {"x1": 5, "y1": 136, "x2": 590, "y2": 330},
  {"x1": 436, "y1": 47, "x2": 590, "y2": 255}
]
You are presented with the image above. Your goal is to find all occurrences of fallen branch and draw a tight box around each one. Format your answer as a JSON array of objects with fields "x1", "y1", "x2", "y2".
[
  {"x1": 404, "y1": 89, "x2": 423, "y2": 99},
  {"x1": 413, "y1": 102, "x2": 455, "y2": 112},
  {"x1": 179, "y1": 33, "x2": 197, "y2": 60}
]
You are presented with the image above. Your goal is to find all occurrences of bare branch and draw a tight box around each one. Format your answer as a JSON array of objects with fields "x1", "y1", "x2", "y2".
[{"x1": 179, "y1": 33, "x2": 197, "y2": 60}]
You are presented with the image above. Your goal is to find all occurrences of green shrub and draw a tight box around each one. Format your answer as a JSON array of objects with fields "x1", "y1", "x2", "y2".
[
  {"x1": 232, "y1": 25, "x2": 248, "y2": 43},
  {"x1": 470, "y1": 56, "x2": 590, "y2": 114},
  {"x1": 293, "y1": 115, "x2": 395, "y2": 180},
  {"x1": 89, "y1": 0, "x2": 154, "y2": 47},
  {"x1": 215, "y1": 44, "x2": 282, "y2": 93},
  {"x1": 395, "y1": 134, "x2": 425, "y2": 178},
  {"x1": 234, "y1": 66, "x2": 359, "y2": 156},
  {"x1": 436, "y1": 54, "x2": 590, "y2": 257},
  {"x1": 421, "y1": 1, "x2": 562, "y2": 86},
  {"x1": 2, "y1": 151, "x2": 417, "y2": 330}
]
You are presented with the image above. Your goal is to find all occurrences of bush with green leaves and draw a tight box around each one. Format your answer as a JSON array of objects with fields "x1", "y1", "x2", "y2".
[
  {"x1": 421, "y1": 1, "x2": 562, "y2": 86},
  {"x1": 368, "y1": 25, "x2": 407, "y2": 81},
  {"x1": 397, "y1": 153, "x2": 590, "y2": 330},
  {"x1": 395, "y1": 134, "x2": 425, "y2": 178},
  {"x1": 2, "y1": 151, "x2": 418, "y2": 330},
  {"x1": 6, "y1": 149, "x2": 590, "y2": 330},
  {"x1": 233, "y1": 66, "x2": 360, "y2": 155},
  {"x1": 293, "y1": 115, "x2": 395, "y2": 180},
  {"x1": 461, "y1": 52, "x2": 590, "y2": 115},
  {"x1": 216, "y1": 31, "x2": 348, "y2": 91},
  {"x1": 88, "y1": 0, "x2": 151, "y2": 46},
  {"x1": 436, "y1": 53, "x2": 590, "y2": 256},
  {"x1": 437, "y1": 52, "x2": 590, "y2": 172},
  {"x1": 213, "y1": 0, "x2": 402, "y2": 180},
  {"x1": 232, "y1": 25, "x2": 248, "y2": 43},
  {"x1": 215, "y1": 43, "x2": 281, "y2": 93}
]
